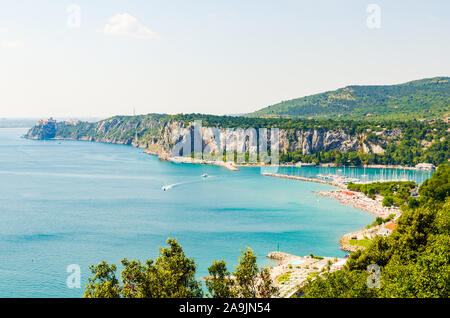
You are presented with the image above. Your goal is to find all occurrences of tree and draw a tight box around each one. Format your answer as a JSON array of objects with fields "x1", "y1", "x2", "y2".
[
  {"x1": 84, "y1": 238, "x2": 203, "y2": 298},
  {"x1": 419, "y1": 164, "x2": 450, "y2": 204},
  {"x1": 206, "y1": 260, "x2": 235, "y2": 298},
  {"x1": 84, "y1": 262, "x2": 120, "y2": 298},
  {"x1": 382, "y1": 196, "x2": 394, "y2": 207},
  {"x1": 301, "y1": 166, "x2": 450, "y2": 298},
  {"x1": 234, "y1": 248, "x2": 259, "y2": 298},
  {"x1": 206, "y1": 248, "x2": 279, "y2": 298},
  {"x1": 257, "y1": 268, "x2": 279, "y2": 298}
]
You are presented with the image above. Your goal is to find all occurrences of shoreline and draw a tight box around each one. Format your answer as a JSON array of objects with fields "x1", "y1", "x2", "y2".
[
  {"x1": 164, "y1": 156, "x2": 239, "y2": 171},
  {"x1": 265, "y1": 252, "x2": 347, "y2": 298},
  {"x1": 315, "y1": 190, "x2": 400, "y2": 219},
  {"x1": 262, "y1": 171, "x2": 401, "y2": 261},
  {"x1": 160, "y1": 159, "x2": 435, "y2": 172},
  {"x1": 261, "y1": 173, "x2": 401, "y2": 218}
]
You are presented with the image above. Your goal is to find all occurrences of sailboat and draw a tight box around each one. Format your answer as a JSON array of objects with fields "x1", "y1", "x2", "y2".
[{"x1": 361, "y1": 165, "x2": 368, "y2": 178}]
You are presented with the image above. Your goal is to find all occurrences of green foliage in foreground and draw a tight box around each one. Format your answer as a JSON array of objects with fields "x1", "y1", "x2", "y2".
[
  {"x1": 84, "y1": 238, "x2": 202, "y2": 298},
  {"x1": 84, "y1": 241, "x2": 278, "y2": 298},
  {"x1": 301, "y1": 164, "x2": 450, "y2": 298},
  {"x1": 206, "y1": 248, "x2": 279, "y2": 298}
]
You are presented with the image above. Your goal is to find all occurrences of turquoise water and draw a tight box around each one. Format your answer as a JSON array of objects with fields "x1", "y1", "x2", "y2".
[
  {"x1": 0, "y1": 128, "x2": 385, "y2": 297},
  {"x1": 277, "y1": 166, "x2": 433, "y2": 185}
]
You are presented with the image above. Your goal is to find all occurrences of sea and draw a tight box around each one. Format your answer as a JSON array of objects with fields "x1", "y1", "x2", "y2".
[{"x1": 0, "y1": 128, "x2": 432, "y2": 297}]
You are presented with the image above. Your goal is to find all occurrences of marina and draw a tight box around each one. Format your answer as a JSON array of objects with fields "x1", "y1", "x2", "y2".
[{"x1": 275, "y1": 165, "x2": 434, "y2": 186}]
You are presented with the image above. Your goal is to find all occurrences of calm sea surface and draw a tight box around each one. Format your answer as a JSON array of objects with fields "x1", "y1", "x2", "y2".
[{"x1": 0, "y1": 128, "x2": 430, "y2": 297}]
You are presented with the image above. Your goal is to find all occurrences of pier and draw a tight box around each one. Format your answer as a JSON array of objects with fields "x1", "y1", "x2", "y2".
[{"x1": 262, "y1": 173, "x2": 347, "y2": 188}]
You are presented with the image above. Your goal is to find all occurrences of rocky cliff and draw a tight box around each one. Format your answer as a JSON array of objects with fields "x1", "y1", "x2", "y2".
[
  {"x1": 25, "y1": 114, "x2": 396, "y2": 162},
  {"x1": 26, "y1": 119, "x2": 57, "y2": 139}
]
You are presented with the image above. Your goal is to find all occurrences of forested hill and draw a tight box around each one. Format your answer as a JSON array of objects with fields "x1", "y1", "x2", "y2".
[{"x1": 247, "y1": 77, "x2": 450, "y2": 120}]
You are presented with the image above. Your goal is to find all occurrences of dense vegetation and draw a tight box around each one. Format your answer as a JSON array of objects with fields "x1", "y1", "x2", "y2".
[
  {"x1": 84, "y1": 238, "x2": 203, "y2": 298},
  {"x1": 347, "y1": 181, "x2": 417, "y2": 206},
  {"x1": 84, "y1": 240, "x2": 278, "y2": 298},
  {"x1": 301, "y1": 164, "x2": 450, "y2": 298},
  {"x1": 206, "y1": 249, "x2": 278, "y2": 298},
  {"x1": 248, "y1": 77, "x2": 450, "y2": 120},
  {"x1": 367, "y1": 215, "x2": 396, "y2": 229},
  {"x1": 279, "y1": 126, "x2": 449, "y2": 166}
]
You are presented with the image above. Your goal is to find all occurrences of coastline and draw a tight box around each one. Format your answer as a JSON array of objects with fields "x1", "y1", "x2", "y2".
[
  {"x1": 314, "y1": 190, "x2": 400, "y2": 219},
  {"x1": 262, "y1": 173, "x2": 401, "y2": 219},
  {"x1": 165, "y1": 156, "x2": 239, "y2": 171},
  {"x1": 265, "y1": 252, "x2": 347, "y2": 298},
  {"x1": 262, "y1": 171, "x2": 401, "y2": 268},
  {"x1": 24, "y1": 132, "x2": 435, "y2": 173},
  {"x1": 23, "y1": 132, "x2": 408, "y2": 298},
  {"x1": 25, "y1": 135, "x2": 407, "y2": 220}
]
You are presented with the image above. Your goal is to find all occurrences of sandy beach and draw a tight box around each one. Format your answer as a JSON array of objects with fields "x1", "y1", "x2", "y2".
[
  {"x1": 163, "y1": 156, "x2": 240, "y2": 171},
  {"x1": 315, "y1": 190, "x2": 400, "y2": 219},
  {"x1": 262, "y1": 172, "x2": 401, "y2": 218}
]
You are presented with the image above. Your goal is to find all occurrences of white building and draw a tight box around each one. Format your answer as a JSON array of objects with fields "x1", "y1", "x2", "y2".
[
  {"x1": 378, "y1": 228, "x2": 392, "y2": 237},
  {"x1": 415, "y1": 163, "x2": 435, "y2": 171}
]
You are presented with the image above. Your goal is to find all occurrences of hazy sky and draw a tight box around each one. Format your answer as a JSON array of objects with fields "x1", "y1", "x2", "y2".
[{"x1": 0, "y1": 0, "x2": 449, "y2": 118}]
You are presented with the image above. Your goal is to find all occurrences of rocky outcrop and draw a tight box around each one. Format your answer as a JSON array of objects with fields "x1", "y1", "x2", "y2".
[
  {"x1": 26, "y1": 120, "x2": 57, "y2": 139},
  {"x1": 24, "y1": 116, "x2": 391, "y2": 161},
  {"x1": 299, "y1": 129, "x2": 360, "y2": 155}
]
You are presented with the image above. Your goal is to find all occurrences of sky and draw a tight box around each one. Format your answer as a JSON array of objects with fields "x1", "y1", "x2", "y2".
[{"x1": 0, "y1": 0, "x2": 449, "y2": 118}]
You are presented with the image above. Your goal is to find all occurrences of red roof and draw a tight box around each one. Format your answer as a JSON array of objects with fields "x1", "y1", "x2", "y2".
[{"x1": 384, "y1": 222, "x2": 397, "y2": 231}]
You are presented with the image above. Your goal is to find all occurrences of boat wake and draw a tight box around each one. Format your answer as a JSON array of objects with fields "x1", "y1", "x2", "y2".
[
  {"x1": 162, "y1": 184, "x2": 177, "y2": 191},
  {"x1": 162, "y1": 174, "x2": 214, "y2": 191}
]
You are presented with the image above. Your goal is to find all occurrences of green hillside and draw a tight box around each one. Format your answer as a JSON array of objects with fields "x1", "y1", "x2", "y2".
[{"x1": 247, "y1": 77, "x2": 450, "y2": 120}]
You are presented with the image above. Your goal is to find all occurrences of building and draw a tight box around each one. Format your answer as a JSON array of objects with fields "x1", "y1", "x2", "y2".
[
  {"x1": 378, "y1": 228, "x2": 392, "y2": 237},
  {"x1": 64, "y1": 121, "x2": 80, "y2": 126},
  {"x1": 384, "y1": 222, "x2": 397, "y2": 232},
  {"x1": 36, "y1": 118, "x2": 56, "y2": 126},
  {"x1": 415, "y1": 163, "x2": 436, "y2": 171}
]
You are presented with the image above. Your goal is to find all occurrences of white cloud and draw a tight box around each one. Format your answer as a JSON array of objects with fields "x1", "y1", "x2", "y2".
[
  {"x1": 2, "y1": 40, "x2": 24, "y2": 49},
  {"x1": 102, "y1": 13, "x2": 158, "y2": 39},
  {"x1": 0, "y1": 27, "x2": 8, "y2": 33}
]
